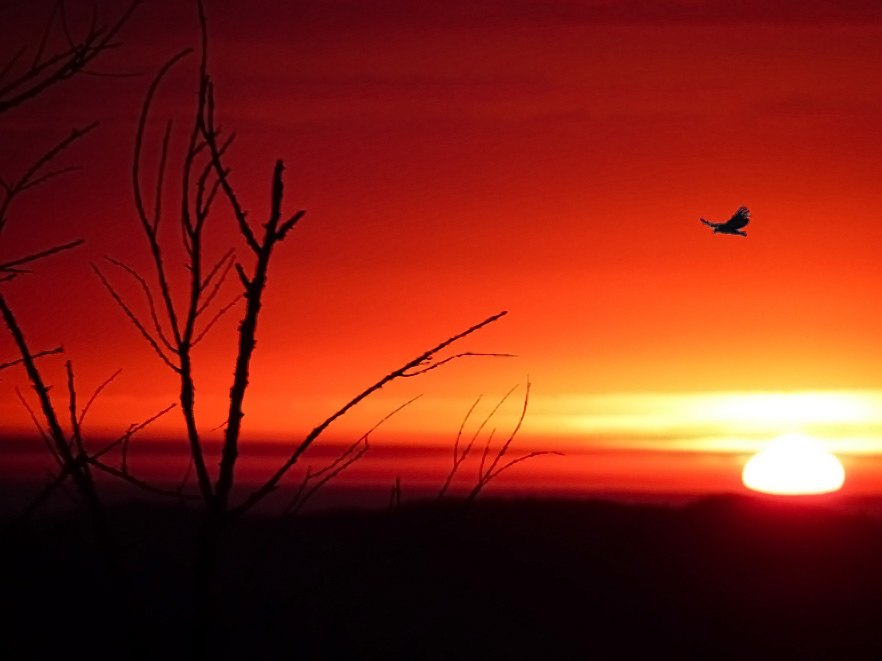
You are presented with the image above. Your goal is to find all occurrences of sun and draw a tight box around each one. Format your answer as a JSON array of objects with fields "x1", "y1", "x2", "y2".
[{"x1": 742, "y1": 433, "x2": 845, "y2": 495}]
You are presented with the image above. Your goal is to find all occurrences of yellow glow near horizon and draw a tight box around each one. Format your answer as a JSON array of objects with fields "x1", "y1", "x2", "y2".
[
  {"x1": 742, "y1": 433, "x2": 845, "y2": 495},
  {"x1": 529, "y1": 390, "x2": 882, "y2": 453},
  {"x1": 698, "y1": 392, "x2": 875, "y2": 429},
  {"x1": 54, "y1": 388, "x2": 882, "y2": 453}
]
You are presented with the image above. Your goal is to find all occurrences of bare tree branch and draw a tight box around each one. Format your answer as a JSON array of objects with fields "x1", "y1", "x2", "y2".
[
  {"x1": 194, "y1": 133, "x2": 234, "y2": 223},
  {"x1": 102, "y1": 256, "x2": 176, "y2": 354},
  {"x1": 0, "y1": 346, "x2": 62, "y2": 373},
  {"x1": 284, "y1": 394, "x2": 422, "y2": 515},
  {"x1": 234, "y1": 311, "x2": 508, "y2": 515},
  {"x1": 196, "y1": 249, "x2": 235, "y2": 315},
  {"x1": 191, "y1": 295, "x2": 241, "y2": 346},
  {"x1": 404, "y1": 351, "x2": 515, "y2": 377},
  {"x1": 153, "y1": 119, "x2": 173, "y2": 233},
  {"x1": 438, "y1": 388, "x2": 515, "y2": 500},
  {"x1": 480, "y1": 383, "x2": 529, "y2": 481},
  {"x1": 15, "y1": 387, "x2": 55, "y2": 462},
  {"x1": 486, "y1": 450, "x2": 566, "y2": 483},
  {"x1": 1, "y1": 294, "x2": 69, "y2": 451},
  {"x1": 283, "y1": 437, "x2": 370, "y2": 517},
  {"x1": 78, "y1": 368, "x2": 122, "y2": 427},
  {"x1": 21, "y1": 400, "x2": 181, "y2": 521},
  {"x1": 201, "y1": 81, "x2": 259, "y2": 253},
  {"x1": 0, "y1": 0, "x2": 142, "y2": 114},
  {"x1": 463, "y1": 381, "x2": 564, "y2": 504},
  {"x1": 88, "y1": 457, "x2": 198, "y2": 499},
  {"x1": 92, "y1": 262, "x2": 180, "y2": 372},
  {"x1": 0, "y1": 293, "x2": 138, "y2": 609},
  {"x1": 0, "y1": 123, "x2": 92, "y2": 282},
  {"x1": 454, "y1": 396, "x2": 482, "y2": 464},
  {"x1": 65, "y1": 361, "x2": 91, "y2": 478},
  {"x1": 19, "y1": 164, "x2": 81, "y2": 191},
  {"x1": 0, "y1": 122, "x2": 97, "y2": 236},
  {"x1": 89, "y1": 403, "x2": 177, "y2": 463},
  {"x1": 131, "y1": 48, "x2": 192, "y2": 351},
  {"x1": 438, "y1": 395, "x2": 483, "y2": 500},
  {"x1": 0, "y1": 239, "x2": 84, "y2": 275}
]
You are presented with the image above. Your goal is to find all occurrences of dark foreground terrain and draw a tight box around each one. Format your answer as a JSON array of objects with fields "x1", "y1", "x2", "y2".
[{"x1": 5, "y1": 495, "x2": 882, "y2": 659}]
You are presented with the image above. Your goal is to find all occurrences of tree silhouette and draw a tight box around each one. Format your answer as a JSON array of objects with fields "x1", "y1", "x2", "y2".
[
  {"x1": 1, "y1": 3, "x2": 557, "y2": 658},
  {"x1": 89, "y1": 2, "x2": 513, "y2": 655}
]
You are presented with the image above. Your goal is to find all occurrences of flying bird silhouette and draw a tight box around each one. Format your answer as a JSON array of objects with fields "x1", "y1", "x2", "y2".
[{"x1": 700, "y1": 206, "x2": 750, "y2": 237}]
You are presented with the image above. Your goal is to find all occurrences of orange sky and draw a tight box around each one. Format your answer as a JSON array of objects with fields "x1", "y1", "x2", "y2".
[{"x1": 2, "y1": 0, "x2": 882, "y2": 500}]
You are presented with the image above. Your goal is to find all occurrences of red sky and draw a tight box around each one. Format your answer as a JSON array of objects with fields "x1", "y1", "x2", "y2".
[{"x1": 2, "y1": 0, "x2": 882, "y2": 500}]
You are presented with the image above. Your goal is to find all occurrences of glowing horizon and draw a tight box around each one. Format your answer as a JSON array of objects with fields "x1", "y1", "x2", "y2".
[{"x1": 7, "y1": 387, "x2": 882, "y2": 452}]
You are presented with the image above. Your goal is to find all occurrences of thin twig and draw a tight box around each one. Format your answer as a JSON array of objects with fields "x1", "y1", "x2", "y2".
[
  {"x1": 404, "y1": 352, "x2": 516, "y2": 377},
  {"x1": 65, "y1": 361, "x2": 91, "y2": 480},
  {"x1": 481, "y1": 382, "x2": 530, "y2": 481},
  {"x1": 78, "y1": 368, "x2": 123, "y2": 426},
  {"x1": 0, "y1": 346, "x2": 63, "y2": 373},
  {"x1": 130, "y1": 49, "x2": 193, "y2": 355},
  {"x1": 438, "y1": 388, "x2": 515, "y2": 500},
  {"x1": 487, "y1": 451, "x2": 566, "y2": 483},
  {"x1": 191, "y1": 295, "x2": 241, "y2": 346},
  {"x1": 195, "y1": 250, "x2": 235, "y2": 316},
  {"x1": 88, "y1": 457, "x2": 198, "y2": 499},
  {"x1": 463, "y1": 380, "x2": 564, "y2": 504},
  {"x1": 0, "y1": 122, "x2": 98, "y2": 235},
  {"x1": 19, "y1": 165, "x2": 81, "y2": 191},
  {"x1": 102, "y1": 257, "x2": 175, "y2": 354},
  {"x1": 284, "y1": 438, "x2": 369, "y2": 516},
  {"x1": 201, "y1": 81, "x2": 259, "y2": 253},
  {"x1": 15, "y1": 387, "x2": 55, "y2": 463},
  {"x1": 0, "y1": 239, "x2": 83, "y2": 275},
  {"x1": 438, "y1": 395, "x2": 483, "y2": 500},
  {"x1": 478, "y1": 428, "x2": 497, "y2": 484},
  {"x1": 90, "y1": 403, "x2": 177, "y2": 463},
  {"x1": 92, "y1": 263, "x2": 180, "y2": 372}
]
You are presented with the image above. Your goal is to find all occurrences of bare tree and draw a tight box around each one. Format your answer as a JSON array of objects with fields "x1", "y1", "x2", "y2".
[
  {"x1": 2, "y1": 3, "x2": 557, "y2": 659},
  {"x1": 89, "y1": 2, "x2": 512, "y2": 655},
  {"x1": 0, "y1": 2, "x2": 146, "y2": 657}
]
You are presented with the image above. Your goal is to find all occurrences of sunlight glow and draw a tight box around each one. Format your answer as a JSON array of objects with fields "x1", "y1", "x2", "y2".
[
  {"x1": 700, "y1": 392, "x2": 874, "y2": 429},
  {"x1": 533, "y1": 390, "x2": 882, "y2": 453},
  {"x1": 742, "y1": 433, "x2": 845, "y2": 495}
]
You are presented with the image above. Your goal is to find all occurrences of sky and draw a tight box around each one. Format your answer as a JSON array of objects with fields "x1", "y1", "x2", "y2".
[{"x1": 2, "y1": 0, "x2": 882, "y2": 503}]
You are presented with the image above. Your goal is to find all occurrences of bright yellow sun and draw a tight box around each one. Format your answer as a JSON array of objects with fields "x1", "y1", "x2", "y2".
[{"x1": 742, "y1": 433, "x2": 845, "y2": 495}]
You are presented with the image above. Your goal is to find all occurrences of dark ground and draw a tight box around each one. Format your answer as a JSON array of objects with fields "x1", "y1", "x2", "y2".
[{"x1": 5, "y1": 495, "x2": 882, "y2": 659}]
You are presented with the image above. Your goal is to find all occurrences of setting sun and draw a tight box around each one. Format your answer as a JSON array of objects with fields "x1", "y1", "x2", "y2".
[{"x1": 742, "y1": 433, "x2": 845, "y2": 495}]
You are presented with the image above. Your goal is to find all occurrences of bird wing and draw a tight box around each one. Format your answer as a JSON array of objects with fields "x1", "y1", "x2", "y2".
[
  {"x1": 722, "y1": 206, "x2": 750, "y2": 230},
  {"x1": 700, "y1": 218, "x2": 718, "y2": 228}
]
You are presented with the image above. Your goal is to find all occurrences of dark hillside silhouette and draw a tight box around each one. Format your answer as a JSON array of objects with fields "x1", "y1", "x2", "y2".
[{"x1": 6, "y1": 495, "x2": 882, "y2": 659}]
